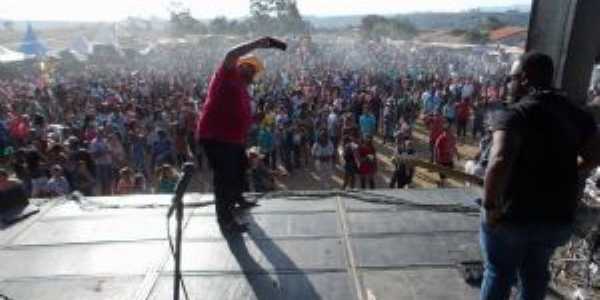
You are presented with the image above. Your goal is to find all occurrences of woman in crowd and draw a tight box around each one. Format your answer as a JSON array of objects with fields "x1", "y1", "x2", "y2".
[
  {"x1": 154, "y1": 164, "x2": 179, "y2": 194},
  {"x1": 116, "y1": 167, "x2": 135, "y2": 194},
  {"x1": 341, "y1": 135, "x2": 359, "y2": 190},
  {"x1": 358, "y1": 136, "x2": 377, "y2": 189}
]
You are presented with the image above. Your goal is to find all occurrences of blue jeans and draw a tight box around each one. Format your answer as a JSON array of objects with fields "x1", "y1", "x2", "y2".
[{"x1": 480, "y1": 217, "x2": 572, "y2": 300}]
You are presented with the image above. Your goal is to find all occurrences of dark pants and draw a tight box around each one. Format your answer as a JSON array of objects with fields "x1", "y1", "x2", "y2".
[
  {"x1": 480, "y1": 218, "x2": 572, "y2": 300},
  {"x1": 389, "y1": 165, "x2": 413, "y2": 188},
  {"x1": 281, "y1": 146, "x2": 293, "y2": 172},
  {"x1": 457, "y1": 120, "x2": 468, "y2": 138},
  {"x1": 360, "y1": 176, "x2": 375, "y2": 189},
  {"x1": 473, "y1": 120, "x2": 484, "y2": 139},
  {"x1": 201, "y1": 140, "x2": 246, "y2": 225},
  {"x1": 264, "y1": 150, "x2": 277, "y2": 170}
]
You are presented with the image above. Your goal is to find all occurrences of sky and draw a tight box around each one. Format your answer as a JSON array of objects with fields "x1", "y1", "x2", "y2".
[{"x1": 1, "y1": 0, "x2": 532, "y2": 22}]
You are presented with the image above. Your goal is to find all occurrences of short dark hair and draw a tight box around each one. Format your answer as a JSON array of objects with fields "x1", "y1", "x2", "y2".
[{"x1": 520, "y1": 51, "x2": 554, "y2": 88}]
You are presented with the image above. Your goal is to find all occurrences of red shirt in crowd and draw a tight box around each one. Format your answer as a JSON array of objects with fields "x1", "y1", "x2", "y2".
[
  {"x1": 358, "y1": 144, "x2": 377, "y2": 175},
  {"x1": 456, "y1": 100, "x2": 470, "y2": 122},
  {"x1": 435, "y1": 131, "x2": 457, "y2": 165},
  {"x1": 426, "y1": 115, "x2": 444, "y2": 145},
  {"x1": 195, "y1": 63, "x2": 252, "y2": 145}
]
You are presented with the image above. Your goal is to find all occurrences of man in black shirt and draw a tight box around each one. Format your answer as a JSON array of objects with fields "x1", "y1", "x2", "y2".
[{"x1": 480, "y1": 52, "x2": 600, "y2": 300}]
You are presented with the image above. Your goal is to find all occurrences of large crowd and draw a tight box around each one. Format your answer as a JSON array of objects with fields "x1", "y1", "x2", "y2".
[{"x1": 0, "y1": 35, "x2": 517, "y2": 197}]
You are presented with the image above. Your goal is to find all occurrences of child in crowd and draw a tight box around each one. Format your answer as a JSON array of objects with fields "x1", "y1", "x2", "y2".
[
  {"x1": 116, "y1": 167, "x2": 135, "y2": 194},
  {"x1": 155, "y1": 164, "x2": 179, "y2": 194},
  {"x1": 390, "y1": 141, "x2": 416, "y2": 189},
  {"x1": 358, "y1": 136, "x2": 377, "y2": 189},
  {"x1": 341, "y1": 135, "x2": 359, "y2": 190},
  {"x1": 133, "y1": 172, "x2": 147, "y2": 193},
  {"x1": 434, "y1": 124, "x2": 459, "y2": 187},
  {"x1": 248, "y1": 147, "x2": 277, "y2": 193},
  {"x1": 311, "y1": 130, "x2": 335, "y2": 171},
  {"x1": 46, "y1": 165, "x2": 70, "y2": 197}
]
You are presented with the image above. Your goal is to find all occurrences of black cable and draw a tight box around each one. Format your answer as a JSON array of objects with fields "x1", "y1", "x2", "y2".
[
  {"x1": 167, "y1": 209, "x2": 191, "y2": 300},
  {"x1": 252, "y1": 190, "x2": 480, "y2": 214}
]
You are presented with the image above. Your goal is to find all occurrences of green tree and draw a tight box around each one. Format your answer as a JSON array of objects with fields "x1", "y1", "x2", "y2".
[
  {"x1": 209, "y1": 17, "x2": 230, "y2": 34},
  {"x1": 249, "y1": 0, "x2": 308, "y2": 35},
  {"x1": 361, "y1": 15, "x2": 387, "y2": 35},
  {"x1": 465, "y1": 30, "x2": 489, "y2": 44},
  {"x1": 483, "y1": 16, "x2": 505, "y2": 31},
  {"x1": 360, "y1": 15, "x2": 417, "y2": 41},
  {"x1": 168, "y1": 1, "x2": 206, "y2": 35}
]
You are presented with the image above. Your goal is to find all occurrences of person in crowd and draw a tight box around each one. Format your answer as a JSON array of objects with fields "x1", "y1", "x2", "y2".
[
  {"x1": 108, "y1": 131, "x2": 127, "y2": 168},
  {"x1": 174, "y1": 125, "x2": 189, "y2": 167},
  {"x1": 154, "y1": 164, "x2": 179, "y2": 194},
  {"x1": 248, "y1": 147, "x2": 277, "y2": 193},
  {"x1": 327, "y1": 108, "x2": 341, "y2": 156},
  {"x1": 311, "y1": 130, "x2": 335, "y2": 171},
  {"x1": 196, "y1": 36, "x2": 287, "y2": 232},
  {"x1": 442, "y1": 99, "x2": 456, "y2": 128},
  {"x1": 257, "y1": 125, "x2": 274, "y2": 169},
  {"x1": 26, "y1": 148, "x2": 48, "y2": 198},
  {"x1": 480, "y1": 52, "x2": 600, "y2": 300},
  {"x1": 130, "y1": 129, "x2": 147, "y2": 175},
  {"x1": 89, "y1": 127, "x2": 114, "y2": 195},
  {"x1": 394, "y1": 117, "x2": 412, "y2": 151},
  {"x1": 341, "y1": 135, "x2": 359, "y2": 190},
  {"x1": 46, "y1": 165, "x2": 70, "y2": 197},
  {"x1": 382, "y1": 99, "x2": 396, "y2": 144},
  {"x1": 133, "y1": 172, "x2": 147, "y2": 193},
  {"x1": 455, "y1": 98, "x2": 471, "y2": 140},
  {"x1": 358, "y1": 136, "x2": 377, "y2": 189},
  {"x1": 434, "y1": 124, "x2": 459, "y2": 187},
  {"x1": 292, "y1": 124, "x2": 306, "y2": 169},
  {"x1": 72, "y1": 159, "x2": 96, "y2": 196},
  {"x1": 390, "y1": 140, "x2": 415, "y2": 189},
  {"x1": 472, "y1": 101, "x2": 486, "y2": 139},
  {"x1": 152, "y1": 129, "x2": 174, "y2": 171},
  {"x1": 359, "y1": 107, "x2": 377, "y2": 138},
  {"x1": 425, "y1": 111, "x2": 445, "y2": 163},
  {"x1": 116, "y1": 167, "x2": 135, "y2": 194}
]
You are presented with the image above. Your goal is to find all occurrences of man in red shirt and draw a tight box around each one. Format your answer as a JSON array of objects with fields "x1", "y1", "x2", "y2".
[
  {"x1": 196, "y1": 37, "x2": 286, "y2": 232},
  {"x1": 425, "y1": 112, "x2": 444, "y2": 162},
  {"x1": 434, "y1": 124, "x2": 459, "y2": 186},
  {"x1": 455, "y1": 98, "x2": 470, "y2": 139}
]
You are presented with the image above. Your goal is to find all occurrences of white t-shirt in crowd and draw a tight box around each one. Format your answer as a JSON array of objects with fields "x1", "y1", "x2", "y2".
[{"x1": 312, "y1": 141, "x2": 334, "y2": 158}]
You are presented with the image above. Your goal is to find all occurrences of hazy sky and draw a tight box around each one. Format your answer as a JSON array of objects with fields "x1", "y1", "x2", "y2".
[{"x1": 1, "y1": 0, "x2": 532, "y2": 22}]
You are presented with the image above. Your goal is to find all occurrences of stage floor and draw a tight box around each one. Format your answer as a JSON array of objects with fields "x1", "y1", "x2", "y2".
[{"x1": 0, "y1": 189, "x2": 485, "y2": 300}]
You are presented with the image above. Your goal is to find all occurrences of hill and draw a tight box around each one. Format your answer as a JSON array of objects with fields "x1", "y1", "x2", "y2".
[{"x1": 306, "y1": 10, "x2": 529, "y2": 30}]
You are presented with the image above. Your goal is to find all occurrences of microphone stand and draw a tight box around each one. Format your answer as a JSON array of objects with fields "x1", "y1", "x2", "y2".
[{"x1": 167, "y1": 162, "x2": 195, "y2": 300}]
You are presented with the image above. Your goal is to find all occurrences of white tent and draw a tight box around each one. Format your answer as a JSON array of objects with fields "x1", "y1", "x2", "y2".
[
  {"x1": 93, "y1": 25, "x2": 119, "y2": 47},
  {"x1": 70, "y1": 35, "x2": 93, "y2": 55},
  {"x1": 0, "y1": 46, "x2": 26, "y2": 63}
]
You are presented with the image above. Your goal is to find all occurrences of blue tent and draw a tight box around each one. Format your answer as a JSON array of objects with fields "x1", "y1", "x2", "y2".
[{"x1": 19, "y1": 23, "x2": 47, "y2": 56}]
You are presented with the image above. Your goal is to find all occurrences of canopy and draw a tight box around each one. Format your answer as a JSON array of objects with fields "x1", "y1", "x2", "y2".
[
  {"x1": 0, "y1": 46, "x2": 26, "y2": 63},
  {"x1": 69, "y1": 35, "x2": 92, "y2": 55},
  {"x1": 19, "y1": 23, "x2": 48, "y2": 56}
]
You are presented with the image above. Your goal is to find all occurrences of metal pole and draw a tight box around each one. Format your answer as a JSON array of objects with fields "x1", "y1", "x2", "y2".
[
  {"x1": 173, "y1": 197, "x2": 183, "y2": 300},
  {"x1": 170, "y1": 162, "x2": 195, "y2": 300}
]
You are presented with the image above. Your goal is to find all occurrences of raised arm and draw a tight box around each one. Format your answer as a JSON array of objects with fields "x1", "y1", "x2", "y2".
[{"x1": 223, "y1": 37, "x2": 287, "y2": 70}]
